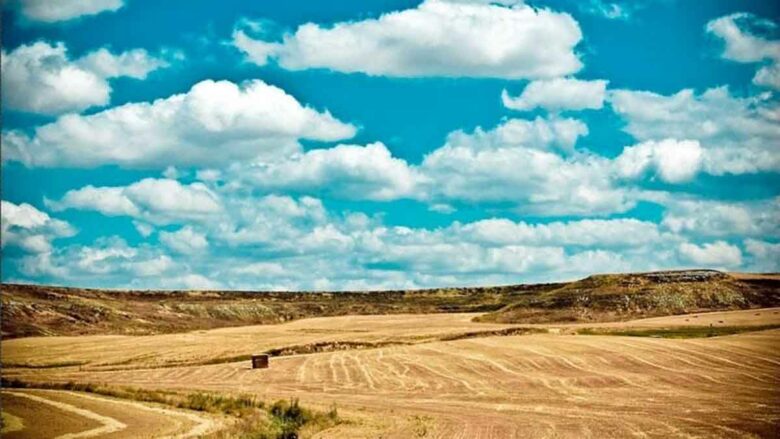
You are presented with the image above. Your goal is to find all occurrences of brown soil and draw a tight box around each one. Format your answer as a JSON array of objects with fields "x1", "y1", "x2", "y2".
[
  {"x1": 1, "y1": 392, "x2": 102, "y2": 439},
  {"x1": 0, "y1": 389, "x2": 219, "y2": 439}
]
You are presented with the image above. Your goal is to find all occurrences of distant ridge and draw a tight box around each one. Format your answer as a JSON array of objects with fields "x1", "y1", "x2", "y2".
[
  {"x1": 476, "y1": 270, "x2": 780, "y2": 324},
  {"x1": 2, "y1": 270, "x2": 778, "y2": 338}
]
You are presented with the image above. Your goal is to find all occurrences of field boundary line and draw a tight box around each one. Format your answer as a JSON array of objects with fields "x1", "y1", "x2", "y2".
[
  {"x1": 56, "y1": 390, "x2": 221, "y2": 439},
  {"x1": 4, "y1": 390, "x2": 126, "y2": 438}
]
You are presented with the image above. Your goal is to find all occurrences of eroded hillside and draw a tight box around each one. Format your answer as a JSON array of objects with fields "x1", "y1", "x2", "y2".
[
  {"x1": 2, "y1": 270, "x2": 778, "y2": 338},
  {"x1": 0, "y1": 282, "x2": 558, "y2": 338},
  {"x1": 477, "y1": 270, "x2": 780, "y2": 323}
]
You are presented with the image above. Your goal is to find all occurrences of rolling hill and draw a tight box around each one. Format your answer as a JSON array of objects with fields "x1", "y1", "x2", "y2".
[{"x1": 2, "y1": 270, "x2": 778, "y2": 338}]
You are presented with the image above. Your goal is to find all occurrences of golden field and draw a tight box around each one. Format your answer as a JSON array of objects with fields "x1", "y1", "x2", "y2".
[{"x1": 3, "y1": 307, "x2": 779, "y2": 438}]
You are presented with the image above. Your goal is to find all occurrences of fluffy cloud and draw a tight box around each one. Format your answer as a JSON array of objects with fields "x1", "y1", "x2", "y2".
[
  {"x1": 370, "y1": 242, "x2": 567, "y2": 275},
  {"x1": 453, "y1": 218, "x2": 663, "y2": 248},
  {"x1": 227, "y1": 115, "x2": 716, "y2": 214},
  {"x1": 346, "y1": 215, "x2": 680, "y2": 282},
  {"x1": 661, "y1": 197, "x2": 779, "y2": 238},
  {"x1": 442, "y1": 116, "x2": 589, "y2": 152},
  {"x1": 422, "y1": 148, "x2": 629, "y2": 215},
  {"x1": 213, "y1": 195, "x2": 341, "y2": 254},
  {"x1": 502, "y1": 78, "x2": 608, "y2": 112},
  {"x1": 159, "y1": 226, "x2": 209, "y2": 254},
  {"x1": 8, "y1": 184, "x2": 770, "y2": 289},
  {"x1": 706, "y1": 13, "x2": 780, "y2": 90},
  {"x1": 48, "y1": 178, "x2": 222, "y2": 225},
  {"x1": 16, "y1": 236, "x2": 188, "y2": 287},
  {"x1": 15, "y1": 0, "x2": 124, "y2": 23},
  {"x1": 2, "y1": 79, "x2": 356, "y2": 168},
  {"x1": 1, "y1": 42, "x2": 108, "y2": 114},
  {"x1": 609, "y1": 87, "x2": 780, "y2": 175},
  {"x1": 163, "y1": 274, "x2": 222, "y2": 290},
  {"x1": 336, "y1": 218, "x2": 677, "y2": 285},
  {"x1": 678, "y1": 241, "x2": 743, "y2": 268},
  {"x1": 753, "y1": 63, "x2": 780, "y2": 90},
  {"x1": 76, "y1": 48, "x2": 171, "y2": 79},
  {"x1": 614, "y1": 139, "x2": 703, "y2": 183},
  {"x1": 743, "y1": 239, "x2": 780, "y2": 272},
  {"x1": 233, "y1": 0, "x2": 582, "y2": 79},
  {"x1": 1, "y1": 200, "x2": 75, "y2": 253},
  {"x1": 225, "y1": 116, "x2": 634, "y2": 216},
  {"x1": 419, "y1": 117, "x2": 633, "y2": 215},
  {"x1": 235, "y1": 142, "x2": 421, "y2": 200},
  {"x1": 1, "y1": 42, "x2": 171, "y2": 115}
]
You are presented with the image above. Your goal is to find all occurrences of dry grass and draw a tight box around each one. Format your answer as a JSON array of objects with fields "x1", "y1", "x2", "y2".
[
  {"x1": 478, "y1": 271, "x2": 780, "y2": 324},
  {"x1": 576, "y1": 323, "x2": 780, "y2": 338}
]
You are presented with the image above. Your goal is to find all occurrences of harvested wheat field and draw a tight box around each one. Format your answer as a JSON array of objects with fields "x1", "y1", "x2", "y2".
[
  {"x1": 1, "y1": 313, "x2": 530, "y2": 370},
  {"x1": 5, "y1": 308, "x2": 779, "y2": 371},
  {"x1": 3, "y1": 308, "x2": 779, "y2": 438}
]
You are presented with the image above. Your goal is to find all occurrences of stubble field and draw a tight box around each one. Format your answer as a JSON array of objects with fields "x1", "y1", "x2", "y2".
[{"x1": 2, "y1": 308, "x2": 779, "y2": 438}]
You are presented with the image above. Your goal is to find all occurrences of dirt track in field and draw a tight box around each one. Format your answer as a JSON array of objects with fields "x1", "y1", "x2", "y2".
[
  {"x1": 0, "y1": 389, "x2": 220, "y2": 439},
  {"x1": 3, "y1": 308, "x2": 779, "y2": 438}
]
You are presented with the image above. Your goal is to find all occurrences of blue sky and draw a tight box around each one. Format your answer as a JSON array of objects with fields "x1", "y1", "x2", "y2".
[{"x1": 1, "y1": 0, "x2": 778, "y2": 290}]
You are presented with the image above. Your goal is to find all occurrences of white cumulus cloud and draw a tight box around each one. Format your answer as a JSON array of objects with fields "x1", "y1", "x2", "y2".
[
  {"x1": 609, "y1": 86, "x2": 780, "y2": 175},
  {"x1": 76, "y1": 48, "x2": 171, "y2": 79},
  {"x1": 454, "y1": 218, "x2": 663, "y2": 248},
  {"x1": 1, "y1": 42, "x2": 109, "y2": 115},
  {"x1": 8, "y1": 185, "x2": 767, "y2": 290},
  {"x1": 17, "y1": 236, "x2": 185, "y2": 285},
  {"x1": 743, "y1": 239, "x2": 780, "y2": 272},
  {"x1": 235, "y1": 142, "x2": 422, "y2": 201},
  {"x1": 48, "y1": 178, "x2": 222, "y2": 225},
  {"x1": 614, "y1": 139, "x2": 703, "y2": 183},
  {"x1": 1, "y1": 200, "x2": 75, "y2": 254},
  {"x1": 502, "y1": 78, "x2": 608, "y2": 112},
  {"x1": 233, "y1": 0, "x2": 582, "y2": 79},
  {"x1": 661, "y1": 197, "x2": 779, "y2": 238},
  {"x1": 678, "y1": 241, "x2": 743, "y2": 268},
  {"x1": 418, "y1": 117, "x2": 633, "y2": 215},
  {"x1": 159, "y1": 226, "x2": 209, "y2": 254},
  {"x1": 2, "y1": 79, "x2": 356, "y2": 168},
  {"x1": 1, "y1": 41, "x2": 172, "y2": 115},
  {"x1": 16, "y1": 0, "x2": 124, "y2": 23},
  {"x1": 706, "y1": 13, "x2": 780, "y2": 90}
]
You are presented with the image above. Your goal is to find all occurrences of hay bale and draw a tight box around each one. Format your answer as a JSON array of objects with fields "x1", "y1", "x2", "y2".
[{"x1": 251, "y1": 354, "x2": 269, "y2": 369}]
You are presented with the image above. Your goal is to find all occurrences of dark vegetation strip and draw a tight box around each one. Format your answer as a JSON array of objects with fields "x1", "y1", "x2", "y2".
[
  {"x1": 73, "y1": 328, "x2": 551, "y2": 371},
  {"x1": 264, "y1": 340, "x2": 411, "y2": 357},
  {"x1": 91, "y1": 341, "x2": 417, "y2": 371},
  {"x1": 0, "y1": 378, "x2": 340, "y2": 439},
  {"x1": 0, "y1": 360, "x2": 88, "y2": 369},
  {"x1": 439, "y1": 326, "x2": 547, "y2": 341},
  {"x1": 576, "y1": 324, "x2": 780, "y2": 339}
]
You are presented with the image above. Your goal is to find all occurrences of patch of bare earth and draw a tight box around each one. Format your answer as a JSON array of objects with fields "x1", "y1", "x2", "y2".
[
  {"x1": 1, "y1": 391, "x2": 102, "y2": 439},
  {"x1": 0, "y1": 389, "x2": 220, "y2": 439}
]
